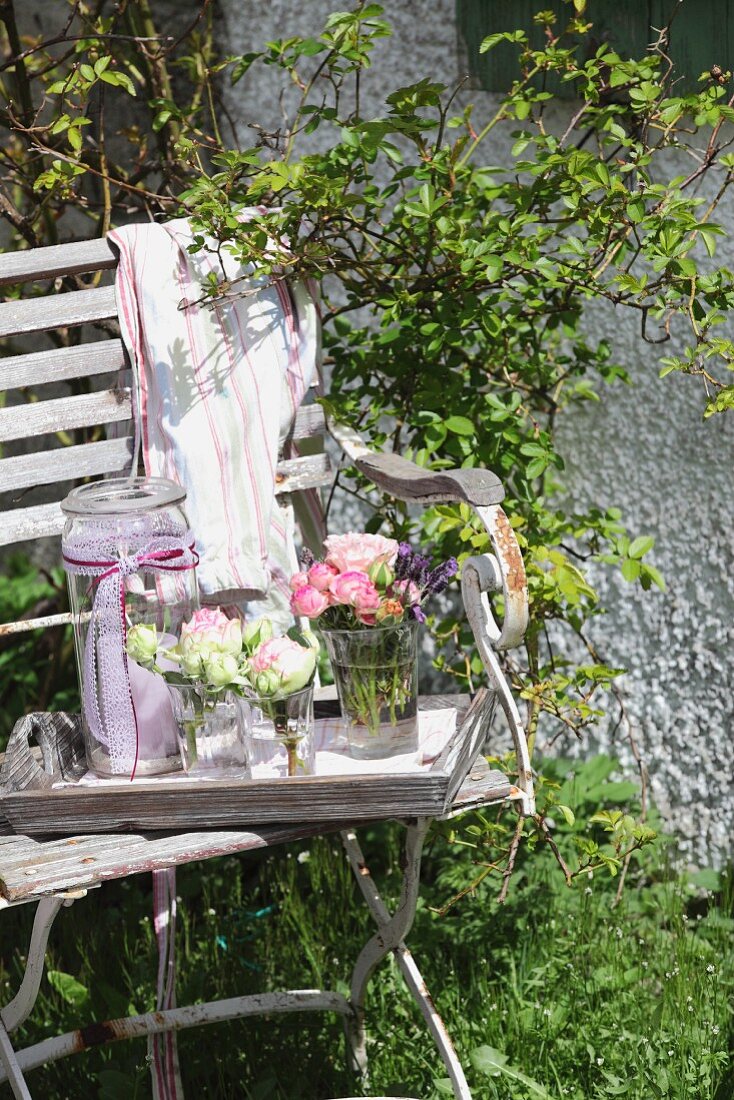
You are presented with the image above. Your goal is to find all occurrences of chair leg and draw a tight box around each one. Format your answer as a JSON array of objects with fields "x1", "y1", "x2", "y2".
[
  {"x1": 0, "y1": 895, "x2": 70, "y2": 1100},
  {"x1": 341, "y1": 822, "x2": 472, "y2": 1100},
  {"x1": 0, "y1": 1019, "x2": 33, "y2": 1100}
]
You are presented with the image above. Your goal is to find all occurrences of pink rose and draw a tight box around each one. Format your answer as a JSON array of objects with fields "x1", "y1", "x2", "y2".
[
  {"x1": 180, "y1": 607, "x2": 242, "y2": 657},
  {"x1": 182, "y1": 607, "x2": 229, "y2": 635},
  {"x1": 324, "y1": 532, "x2": 399, "y2": 575},
  {"x1": 248, "y1": 636, "x2": 316, "y2": 693},
  {"x1": 291, "y1": 584, "x2": 330, "y2": 619},
  {"x1": 307, "y1": 561, "x2": 338, "y2": 592},
  {"x1": 289, "y1": 572, "x2": 309, "y2": 592},
  {"x1": 329, "y1": 571, "x2": 382, "y2": 615}
]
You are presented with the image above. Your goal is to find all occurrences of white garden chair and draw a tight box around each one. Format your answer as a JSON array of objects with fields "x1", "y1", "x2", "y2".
[{"x1": 0, "y1": 238, "x2": 534, "y2": 1099}]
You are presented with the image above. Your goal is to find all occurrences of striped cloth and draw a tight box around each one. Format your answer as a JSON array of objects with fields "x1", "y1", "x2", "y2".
[
  {"x1": 148, "y1": 868, "x2": 184, "y2": 1100},
  {"x1": 108, "y1": 215, "x2": 319, "y2": 625}
]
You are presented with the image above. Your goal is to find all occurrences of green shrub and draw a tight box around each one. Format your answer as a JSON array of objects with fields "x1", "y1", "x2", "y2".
[{"x1": 0, "y1": 554, "x2": 78, "y2": 750}]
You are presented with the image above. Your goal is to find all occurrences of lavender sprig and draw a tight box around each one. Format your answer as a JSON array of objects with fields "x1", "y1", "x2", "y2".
[
  {"x1": 423, "y1": 557, "x2": 458, "y2": 597},
  {"x1": 394, "y1": 542, "x2": 412, "y2": 582}
]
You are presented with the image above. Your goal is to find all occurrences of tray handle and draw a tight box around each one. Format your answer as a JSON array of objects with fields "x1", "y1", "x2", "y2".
[{"x1": 0, "y1": 712, "x2": 86, "y2": 794}]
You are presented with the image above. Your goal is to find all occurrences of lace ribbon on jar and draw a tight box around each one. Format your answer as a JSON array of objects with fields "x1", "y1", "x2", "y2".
[{"x1": 63, "y1": 534, "x2": 199, "y2": 778}]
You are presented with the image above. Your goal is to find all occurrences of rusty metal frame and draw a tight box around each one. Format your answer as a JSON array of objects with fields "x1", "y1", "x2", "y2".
[
  {"x1": 342, "y1": 823, "x2": 472, "y2": 1099},
  {"x1": 461, "y1": 506, "x2": 534, "y2": 816}
]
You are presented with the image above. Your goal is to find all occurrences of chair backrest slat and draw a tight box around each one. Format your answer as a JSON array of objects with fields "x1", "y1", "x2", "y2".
[
  {"x1": 0, "y1": 340, "x2": 126, "y2": 392},
  {"x1": 0, "y1": 239, "x2": 117, "y2": 286},
  {"x1": 0, "y1": 449, "x2": 333, "y2": 552},
  {"x1": 288, "y1": 403, "x2": 325, "y2": 441},
  {"x1": 0, "y1": 437, "x2": 135, "y2": 495},
  {"x1": 0, "y1": 501, "x2": 69, "y2": 547},
  {"x1": 0, "y1": 387, "x2": 131, "y2": 442},
  {"x1": 0, "y1": 401, "x2": 327, "y2": 495},
  {"x1": 276, "y1": 453, "x2": 331, "y2": 493},
  {"x1": 0, "y1": 285, "x2": 117, "y2": 338}
]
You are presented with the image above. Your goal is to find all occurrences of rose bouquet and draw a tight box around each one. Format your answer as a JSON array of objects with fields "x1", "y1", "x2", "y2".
[
  {"x1": 127, "y1": 609, "x2": 316, "y2": 699},
  {"x1": 125, "y1": 610, "x2": 316, "y2": 775},
  {"x1": 289, "y1": 533, "x2": 457, "y2": 756}
]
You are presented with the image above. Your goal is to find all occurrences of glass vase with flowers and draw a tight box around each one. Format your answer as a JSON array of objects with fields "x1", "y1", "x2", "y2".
[{"x1": 289, "y1": 533, "x2": 457, "y2": 759}]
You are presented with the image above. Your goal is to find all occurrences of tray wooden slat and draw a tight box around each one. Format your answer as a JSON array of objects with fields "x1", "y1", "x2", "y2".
[{"x1": 0, "y1": 766, "x2": 514, "y2": 904}]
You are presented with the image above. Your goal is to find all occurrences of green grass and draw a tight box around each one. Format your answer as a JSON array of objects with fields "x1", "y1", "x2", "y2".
[{"x1": 1, "y1": 757, "x2": 732, "y2": 1099}]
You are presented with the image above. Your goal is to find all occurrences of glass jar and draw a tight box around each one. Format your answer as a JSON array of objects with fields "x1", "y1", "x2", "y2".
[
  {"x1": 321, "y1": 621, "x2": 419, "y2": 759},
  {"x1": 61, "y1": 477, "x2": 199, "y2": 778},
  {"x1": 168, "y1": 685, "x2": 249, "y2": 778},
  {"x1": 241, "y1": 686, "x2": 315, "y2": 778}
]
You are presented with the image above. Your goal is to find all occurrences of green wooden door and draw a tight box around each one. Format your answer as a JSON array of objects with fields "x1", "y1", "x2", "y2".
[{"x1": 457, "y1": 0, "x2": 731, "y2": 96}]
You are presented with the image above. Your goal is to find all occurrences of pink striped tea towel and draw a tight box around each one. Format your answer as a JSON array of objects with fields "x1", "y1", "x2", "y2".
[{"x1": 108, "y1": 216, "x2": 318, "y2": 610}]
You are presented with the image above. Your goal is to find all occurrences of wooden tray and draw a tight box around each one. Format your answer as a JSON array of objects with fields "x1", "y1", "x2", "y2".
[{"x1": 0, "y1": 692, "x2": 498, "y2": 835}]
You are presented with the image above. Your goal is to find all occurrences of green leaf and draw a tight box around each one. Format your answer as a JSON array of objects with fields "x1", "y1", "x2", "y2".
[
  {"x1": 484, "y1": 255, "x2": 503, "y2": 280},
  {"x1": 99, "y1": 70, "x2": 136, "y2": 95},
  {"x1": 47, "y1": 970, "x2": 90, "y2": 1007},
  {"x1": 690, "y1": 867, "x2": 721, "y2": 891},
  {"x1": 628, "y1": 535, "x2": 654, "y2": 559},
  {"x1": 700, "y1": 228, "x2": 718, "y2": 257},
  {"x1": 620, "y1": 558, "x2": 641, "y2": 582},
  {"x1": 585, "y1": 780, "x2": 640, "y2": 804},
  {"x1": 705, "y1": 384, "x2": 734, "y2": 417},
  {"x1": 641, "y1": 564, "x2": 665, "y2": 591},
  {"x1": 444, "y1": 415, "x2": 475, "y2": 436},
  {"x1": 557, "y1": 804, "x2": 575, "y2": 826},
  {"x1": 526, "y1": 457, "x2": 548, "y2": 479},
  {"x1": 479, "y1": 30, "x2": 527, "y2": 54},
  {"x1": 470, "y1": 1045, "x2": 508, "y2": 1077},
  {"x1": 231, "y1": 52, "x2": 262, "y2": 83},
  {"x1": 470, "y1": 1045, "x2": 557, "y2": 1098}
]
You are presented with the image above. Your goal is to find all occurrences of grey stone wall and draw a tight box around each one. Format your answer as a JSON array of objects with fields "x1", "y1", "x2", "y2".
[{"x1": 220, "y1": 1, "x2": 734, "y2": 864}]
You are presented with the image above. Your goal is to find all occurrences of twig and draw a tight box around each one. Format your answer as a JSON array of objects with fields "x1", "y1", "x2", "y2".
[
  {"x1": 535, "y1": 813, "x2": 572, "y2": 885},
  {"x1": 497, "y1": 811, "x2": 525, "y2": 903},
  {"x1": 0, "y1": 34, "x2": 171, "y2": 74},
  {"x1": 611, "y1": 683, "x2": 649, "y2": 906}
]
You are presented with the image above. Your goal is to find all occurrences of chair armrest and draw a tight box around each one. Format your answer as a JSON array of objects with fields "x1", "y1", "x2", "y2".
[
  {"x1": 355, "y1": 452, "x2": 504, "y2": 508},
  {"x1": 326, "y1": 417, "x2": 504, "y2": 506}
]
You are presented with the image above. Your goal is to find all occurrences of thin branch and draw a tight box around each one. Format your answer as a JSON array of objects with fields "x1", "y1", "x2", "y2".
[
  {"x1": 535, "y1": 813, "x2": 572, "y2": 885},
  {"x1": 497, "y1": 811, "x2": 525, "y2": 904}
]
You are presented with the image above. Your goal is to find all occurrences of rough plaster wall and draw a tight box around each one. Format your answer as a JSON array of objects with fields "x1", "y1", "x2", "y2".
[
  {"x1": 223, "y1": 1, "x2": 733, "y2": 863},
  {"x1": 554, "y1": 303, "x2": 734, "y2": 865}
]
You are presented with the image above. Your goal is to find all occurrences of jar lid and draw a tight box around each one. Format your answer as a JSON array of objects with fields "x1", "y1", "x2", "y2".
[{"x1": 61, "y1": 476, "x2": 186, "y2": 516}]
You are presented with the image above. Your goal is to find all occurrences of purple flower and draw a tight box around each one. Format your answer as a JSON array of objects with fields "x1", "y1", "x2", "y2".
[
  {"x1": 394, "y1": 543, "x2": 412, "y2": 582},
  {"x1": 424, "y1": 557, "x2": 458, "y2": 596},
  {"x1": 410, "y1": 604, "x2": 427, "y2": 623},
  {"x1": 300, "y1": 547, "x2": 316, "y2": 569},
  {"x1": 407, "y1": 553, "x2": 431, "y2": 589}
]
